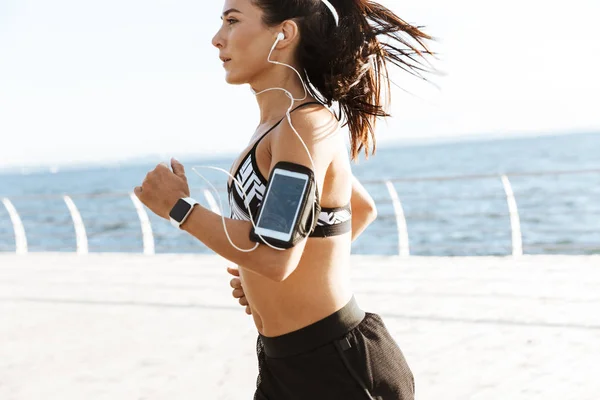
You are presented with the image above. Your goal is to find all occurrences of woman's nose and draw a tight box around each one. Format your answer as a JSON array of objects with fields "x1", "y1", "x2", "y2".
[{"x1": 212, "y1": 28, "x2": 224, "y2": 49}]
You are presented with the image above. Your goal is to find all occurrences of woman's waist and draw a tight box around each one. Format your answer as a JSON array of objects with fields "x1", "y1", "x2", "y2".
[
  {"x1": 241, "y1": 273, "x2": 353, "y2": 336},
  {"x1": 258, "y1": 294, "x2": 365, "y2": 358},
  {"x1": 253, "y1": 289, "x2": 353, "y2": 337}
]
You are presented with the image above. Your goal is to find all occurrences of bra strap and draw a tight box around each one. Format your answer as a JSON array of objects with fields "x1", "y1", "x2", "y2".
[{"x1": 251, "y1": 101, "x2": 324, "y2": 150}]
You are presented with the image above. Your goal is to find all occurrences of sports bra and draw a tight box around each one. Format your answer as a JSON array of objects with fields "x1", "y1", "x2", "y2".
[{"x1": 227, "y1": 101, "x2": 352, "y2": 238}]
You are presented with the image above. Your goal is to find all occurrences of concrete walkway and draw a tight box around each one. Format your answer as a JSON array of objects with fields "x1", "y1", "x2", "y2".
[{"x1": 0, "y1": 254, "x2": 599, "y2": 400}]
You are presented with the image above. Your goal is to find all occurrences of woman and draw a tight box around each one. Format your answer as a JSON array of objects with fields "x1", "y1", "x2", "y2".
[{"x1": 135, "y1": 0, "x2": 436, "y2": 398}]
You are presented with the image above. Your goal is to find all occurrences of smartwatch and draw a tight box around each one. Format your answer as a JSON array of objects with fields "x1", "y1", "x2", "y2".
[{"x1": 169, "y1": 197, "x2": 199, "y2": 229}]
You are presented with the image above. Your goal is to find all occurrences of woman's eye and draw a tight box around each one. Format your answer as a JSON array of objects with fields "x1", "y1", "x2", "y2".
[{"x1": 226, "y1": 18, "x2": 238, "y2": 25}]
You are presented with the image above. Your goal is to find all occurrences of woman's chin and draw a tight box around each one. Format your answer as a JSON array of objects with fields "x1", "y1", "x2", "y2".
[{"x1": 224, "y1": 71, "x2": 247, "y2": 85}]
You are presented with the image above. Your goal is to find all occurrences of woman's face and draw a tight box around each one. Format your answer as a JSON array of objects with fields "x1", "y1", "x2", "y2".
[{"x1": 212, "y1": 0, "x2": 277, "y2": 85}]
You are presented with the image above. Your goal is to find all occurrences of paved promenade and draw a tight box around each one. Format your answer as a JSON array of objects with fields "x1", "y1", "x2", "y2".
[{"x1": 0, "y1": 254, "x2": 599, "y2": 400}]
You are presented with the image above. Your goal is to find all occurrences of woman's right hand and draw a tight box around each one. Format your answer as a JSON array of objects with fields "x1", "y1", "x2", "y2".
[{"x1": 227, "y1": 266, "x2": 252, "y2": 315}]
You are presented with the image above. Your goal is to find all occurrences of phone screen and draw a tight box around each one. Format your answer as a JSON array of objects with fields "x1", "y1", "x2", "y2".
[{"x1": 256, "y1": 173, "x2": 308, "y2": 234}]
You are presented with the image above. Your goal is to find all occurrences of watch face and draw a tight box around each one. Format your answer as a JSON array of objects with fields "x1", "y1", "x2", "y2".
[{"x1": 169, "y1": 199, "x2": 192, "y2": 222}]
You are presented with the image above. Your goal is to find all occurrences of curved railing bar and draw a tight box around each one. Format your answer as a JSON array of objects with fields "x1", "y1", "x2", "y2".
[
  {"x1": 63, "y1": 195, "x2": 89, "y2": 255},
  {"x1": 501, "y1": 175, "x2": 523, "y2": 257},
  {"x1": 1, "y1": 198, "x2": 28, "y2": 254},
  {"x1": 385, "y1": 181, "x2": 410, "y2": 257},
  {"x1": 129, "y1": 193, "x2": 155, "y2": 255},
  {"x1": 203, "y1": 189, "x2": 221, "y2": 215}
]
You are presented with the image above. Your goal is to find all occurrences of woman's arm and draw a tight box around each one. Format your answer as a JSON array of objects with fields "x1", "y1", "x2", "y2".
[
  {"x1": 182, "y1": 109, "x2": 336, "y2": 282},
  {"x1": 350, "y1": 175, "x2": 377, "y2": 242},
  {"x1": 180, "y1": 206, "x2": 289, "y2": 279}
]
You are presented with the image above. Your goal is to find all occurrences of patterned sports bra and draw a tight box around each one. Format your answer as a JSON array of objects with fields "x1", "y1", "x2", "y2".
[{"x1": 227, "y1": 102, "x2": 352, "y2": 238}]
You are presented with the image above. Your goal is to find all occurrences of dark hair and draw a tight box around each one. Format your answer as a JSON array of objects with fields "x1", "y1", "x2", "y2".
[{"x1": 253, "y1": 0, "x2": 440, "y2": 161}]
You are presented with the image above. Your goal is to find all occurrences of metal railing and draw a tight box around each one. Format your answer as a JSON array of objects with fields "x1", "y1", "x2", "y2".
[{"x1": 1, "y1": 168, "x2": 599, "y2": 256}]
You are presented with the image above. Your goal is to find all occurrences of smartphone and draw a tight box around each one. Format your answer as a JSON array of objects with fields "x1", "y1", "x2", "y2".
[{"x1": 253, "y1": 167, "x2": 310, "y2": 243}]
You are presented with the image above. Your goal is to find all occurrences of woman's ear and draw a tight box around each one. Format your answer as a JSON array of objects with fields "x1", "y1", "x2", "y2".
[{"x1": 278, "y1": 20, "x2": 300, "y2": 47}]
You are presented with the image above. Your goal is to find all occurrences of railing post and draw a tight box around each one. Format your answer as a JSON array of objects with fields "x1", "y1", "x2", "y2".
[
  {"x1": 129, "y1": 193, "x2": 155, "y2": 255},
  {"x1": 63, "y1": 196, "x2": 88, "y2": 255},
  {"x1": 501, "y1": 175, "x2": 523, "y2": 256},
  {"x1": 1, "y1": 198, "x2": 28, "y2": 254},
  {"x1": 385, "y1": 181, "x2": 410, "y2": 257},
  {"x1": 203, "y1": 189, "x2": 221, "y2": 215}
]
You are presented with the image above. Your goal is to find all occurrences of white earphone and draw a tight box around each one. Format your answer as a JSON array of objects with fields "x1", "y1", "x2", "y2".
[{"x1": 277, "y1": 32, "x2": 285, "y2": 41}]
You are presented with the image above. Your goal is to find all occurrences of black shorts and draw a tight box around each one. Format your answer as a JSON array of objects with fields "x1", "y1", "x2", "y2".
[{"x1": 253, "y1": 296, "x2": 415, "y2": 400}]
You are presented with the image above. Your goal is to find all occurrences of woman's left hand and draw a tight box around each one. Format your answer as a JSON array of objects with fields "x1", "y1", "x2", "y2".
[{"x1": 134, "y1": 158, "x2": 190, "y2": 220}]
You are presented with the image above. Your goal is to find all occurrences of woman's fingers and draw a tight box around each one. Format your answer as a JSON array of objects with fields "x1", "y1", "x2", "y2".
[
  {"x1": 227, "y1": 269, "x2": 250, "y2": 315},
  {"x1": 230, "y1": 277, "x2": 242, "y2": 289}
]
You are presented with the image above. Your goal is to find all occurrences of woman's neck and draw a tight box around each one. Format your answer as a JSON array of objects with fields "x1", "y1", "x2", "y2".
[{"x1": 250, "y1": 64, "x2": 311, "y2": 125}]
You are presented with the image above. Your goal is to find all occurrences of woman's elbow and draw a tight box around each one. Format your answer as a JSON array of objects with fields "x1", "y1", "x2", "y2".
[
  {"x1": 259, "y1": 252, "x2": 297, "y2": 283},
  {"x1": 368, "y1": 202, "x2": 378, "y2": 221},
  {"x1": 356, "y1": 201, "x2": 378, "y2": 223},
  {"x1": 267, "y1": 264, "x2": 296, "y2": 282}
]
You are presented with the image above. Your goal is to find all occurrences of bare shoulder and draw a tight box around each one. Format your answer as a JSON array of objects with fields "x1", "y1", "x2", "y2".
[{"x1": 271, "y1": 103, "x2": 342, "y2": 167}]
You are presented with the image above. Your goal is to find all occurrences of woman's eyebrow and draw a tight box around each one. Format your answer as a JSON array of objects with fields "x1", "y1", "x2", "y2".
[{"x1": 221, "y1": 8, "x2": 242, "y2": 19}]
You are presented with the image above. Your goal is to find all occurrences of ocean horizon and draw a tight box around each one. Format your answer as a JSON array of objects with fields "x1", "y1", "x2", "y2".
[{"x1": 1, "y1": 129, "x2": 596, "y2": 175}]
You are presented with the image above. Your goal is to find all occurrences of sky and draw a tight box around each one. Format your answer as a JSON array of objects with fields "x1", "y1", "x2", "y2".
[{"x1": 0, "y1": 0, "x2": 599, "y2": 169}]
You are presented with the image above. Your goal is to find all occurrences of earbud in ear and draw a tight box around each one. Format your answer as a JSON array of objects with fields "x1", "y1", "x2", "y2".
[{"x1": 277, "y1": 32, "x2": 285, "y2": 41}]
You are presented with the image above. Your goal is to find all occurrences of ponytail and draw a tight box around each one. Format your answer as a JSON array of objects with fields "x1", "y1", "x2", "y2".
[{"x1": 254, "y1": 0, "x2": 440, "y2": 160}]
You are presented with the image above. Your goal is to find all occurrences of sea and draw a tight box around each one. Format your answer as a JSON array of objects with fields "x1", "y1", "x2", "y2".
[{"x1": 1, "y1": 132, "x2": 599, "y2": 256}]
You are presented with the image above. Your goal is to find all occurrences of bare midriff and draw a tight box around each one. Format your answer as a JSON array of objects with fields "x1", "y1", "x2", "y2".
[{"x1": 238, "y1": 235, "x2": 353, "y2": 337}]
